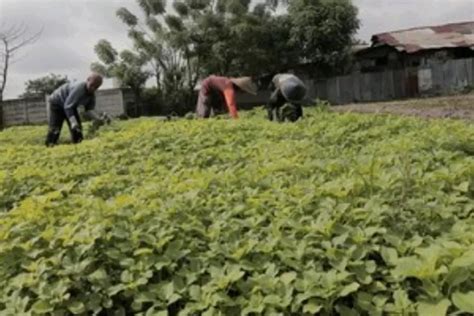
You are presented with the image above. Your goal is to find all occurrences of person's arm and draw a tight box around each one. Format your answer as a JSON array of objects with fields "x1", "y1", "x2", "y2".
[
  {"x1": 84, "y1": 94, "x2": 110, "y2": 124},
  {"x1": 84, "y1": 109, "x2": 102, "y2": 122},
  {"x1": 82, "y1": 95, "x2": 99, "y2": 120},
  {"x1": 295, "y1": 104, "x2": 303, "y2": 121},
  {"x1": 266, "y1": 89, "x2": 279, "y2": 121},
  {"x1": 63, "y1": 84, "x2": 86, "y2": 129},
  {"x1": 223, "y1": 83, "x2": 238, "y2": 119},
  {"x1": 271, "y1": 75, "x2": 281, "y2": 91},
  {"x1": 267, "y1": 89, "x2": 286, "y2": 121}
]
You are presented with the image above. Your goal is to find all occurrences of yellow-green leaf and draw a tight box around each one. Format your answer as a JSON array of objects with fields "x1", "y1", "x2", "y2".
[
  {"x1": 452, "y1": 291, "x2": 474, "y2": 313},
  {"x1": 417, "y1": 299, "x2": 451, "y2": 316}
]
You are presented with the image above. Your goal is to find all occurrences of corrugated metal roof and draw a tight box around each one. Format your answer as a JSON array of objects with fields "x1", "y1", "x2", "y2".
[{"x1": 371, "y1": 21, "x2": 474, "y2": 54}]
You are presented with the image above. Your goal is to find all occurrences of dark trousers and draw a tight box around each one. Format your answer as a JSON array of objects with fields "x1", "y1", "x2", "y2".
[
  {"x1": 196, "y1": 90, "x2": 225, "y2": 118},
  {"x1": 45, "y1": 104, "x2": 82, "y2": 146},
  {"x1": 266, "y1": 89, "x2": 303, "y2": 122}
]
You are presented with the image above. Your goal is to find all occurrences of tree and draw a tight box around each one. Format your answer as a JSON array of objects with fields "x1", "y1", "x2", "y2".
[
  {"x1": 92, "y1": 40, "x2": 151, "y2": 116},
  {"x1": 0, "y1": 23, "x2": 41, "y2": 102},
  {"x1": 0, "y1": 23, "x2": 41, "y2": 129},
  {"x1": 217, "y1": 12, "x2": 299, "y2": 76},
  {"x1": 97, "y1": 1, "x2": 205, "y2": 114},
  {"x1": 20, "y1": 73, "x2": 68, "y2": 98},
  {"x1": 287, "y1": 0, "x2": 360, "y2": 76},
  {"x1": 106, "y1": 0, "x2": 297, "y2": 104},
  {"x1": 94, "y1": 0, "x2": 360, "y2": 114},
  {"x1": 163, "y1": 0, "x2": 298, "y2": 77}
]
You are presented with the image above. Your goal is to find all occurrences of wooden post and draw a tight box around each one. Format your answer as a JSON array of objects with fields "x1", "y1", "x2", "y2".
[
  {"x1": 44, "y1": 94, "x2": 50, "y2": 124},
  {"x1": 24, "y1": 99, "x2": 29, "y2": 124}
]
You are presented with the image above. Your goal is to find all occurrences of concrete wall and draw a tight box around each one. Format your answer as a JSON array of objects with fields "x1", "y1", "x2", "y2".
[
  {"x1": 95, "y1": 89, "x2": 126, "y2": 116},
  {"x1": 1, "y1": 97, "x2": 47, "y2": 127},
  {"x1": 1, "y1": 88, "x2": 130, "y2": 127}
]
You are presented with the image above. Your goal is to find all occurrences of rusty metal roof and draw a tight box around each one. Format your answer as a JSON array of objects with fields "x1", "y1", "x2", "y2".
[{"x1": 371, "y1": 21, "x2": 474, "y2": 54}]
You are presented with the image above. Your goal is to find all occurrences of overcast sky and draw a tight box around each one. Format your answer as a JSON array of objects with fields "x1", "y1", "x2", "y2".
[{"x1": 0, "y1": 0, "x2": 473, "y2": 99}]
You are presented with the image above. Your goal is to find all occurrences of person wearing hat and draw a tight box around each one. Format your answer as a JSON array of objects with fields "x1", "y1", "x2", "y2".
[
  {"x1": 45, "y1": 73, "x2": 107, "y2": 146},
  {"x1": 266, "y1": 73, "x2": 307, "y2": 122},
  {"x1": 195, "y1": 75, "x2": 258, "y2": 119}
]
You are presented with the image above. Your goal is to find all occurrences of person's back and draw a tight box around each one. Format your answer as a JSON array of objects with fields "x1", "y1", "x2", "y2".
[
  {"x1": 48, "y1": 81, "x2": 94, "y2": 112},
  {"x1": 267, "y1": 73, "x2": 306, "y2": 122},
  {"x1": 196, "y1": 75, "x2": 257, "y2": 119},
  {"x1": 200, "y1": 76, "x2": 231, "y2": 96},
  {"x1": 49, "y1": 82, "x2": 73, "y2": 106},
  {"x1": 272, "y1": 74, "x2": 306, "y2": 103}
]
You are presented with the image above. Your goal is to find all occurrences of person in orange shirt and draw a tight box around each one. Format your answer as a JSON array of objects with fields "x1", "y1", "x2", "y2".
[{"x1": 195, "y1": 76, "x2": 258, "y2": 119}]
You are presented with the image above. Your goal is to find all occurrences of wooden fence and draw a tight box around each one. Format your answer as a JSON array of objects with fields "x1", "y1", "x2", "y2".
[
  {"x1": 228, "y1": 58, "x2": 474, "y2": 108},
  {"x1": 302, "y1": 57, "x2": 474, "y2": 105}
]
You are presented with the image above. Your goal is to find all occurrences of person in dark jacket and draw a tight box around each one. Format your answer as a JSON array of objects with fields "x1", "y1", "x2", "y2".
[
  {"x1": 266, "y1": 74, "x2": 307, "y2": 122},
  {"x1": 45, "y1": 73, "x2": 105, "y2": 146},
  {"x1": 195, "y1": 76, "x2": 258, "y2": 119}
]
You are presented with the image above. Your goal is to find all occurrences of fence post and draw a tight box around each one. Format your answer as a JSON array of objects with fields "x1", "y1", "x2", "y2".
[
  {"x1": 120, "y1": 89, "x2": 125, "y2": 114},
  {"x1": 44, "y1": 94, "x2": 50, "y2": 124},
  {"x1": 24, "y1": 99, "x2": 29, "y2": 124}
]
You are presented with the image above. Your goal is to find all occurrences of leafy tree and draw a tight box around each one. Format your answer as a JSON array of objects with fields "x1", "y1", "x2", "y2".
[
  {"x1": 109, "y1": 1, "x2": 296, "y2": 87},
  {"x1": 93, "y1": 0, "x2": 360, "y2": 113},
  {"x1": 110, "y1": 1, "x2": 197, "y2": 113},
  {"x1": 20, "y1": 73, "x2": 68, "y2": 98},
  {"x1": 92, "y1": 40, "x2": 151, "y2": 116},
  {"x1": 287, "y1": 0, "x2": 360, "y2": 76}
]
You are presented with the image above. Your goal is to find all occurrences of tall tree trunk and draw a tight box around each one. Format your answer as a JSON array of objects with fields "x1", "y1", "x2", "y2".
[
  {"x1": 0, "y1": 40, "x2": 7, "y2": 129},
  {"x1": 0, "y1": 91, "x2": 3, "y2": 130},
  {"x1": 1, "y1": 39, "x2": 10, "y2": 103}
]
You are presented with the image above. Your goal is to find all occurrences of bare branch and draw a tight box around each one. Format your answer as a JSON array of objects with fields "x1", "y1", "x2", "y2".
[
  {"x1": 9, "y1": 28, "x2": 42, "y2": 52},
  {"x1": 0, "y1": 23, "x2": 42, "y2": 102},
  {"x1": 4, "y1": 26, "x2": 28, "y2": 42}
]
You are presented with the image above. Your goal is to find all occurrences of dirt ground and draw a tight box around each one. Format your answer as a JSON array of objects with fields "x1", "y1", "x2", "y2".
[{"x1": 331, "y1": 93, "x2": 474, "y2": 121}]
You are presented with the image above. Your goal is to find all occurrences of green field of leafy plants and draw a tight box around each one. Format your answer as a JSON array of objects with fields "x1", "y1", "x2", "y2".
[{"x1": 1, "y1": 108, "x2": 473, "y2": 315}]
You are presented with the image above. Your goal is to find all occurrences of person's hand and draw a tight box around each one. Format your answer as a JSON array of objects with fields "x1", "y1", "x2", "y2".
[
  {"x1": 101, "y1": 112, "x2": 112, "y2": 124},
  {"x1": 71, "y1": 125, "x2": 83, "y2": 143},
  {"x1": 69, "y1": 116, "x2": 80, "y2": 130},
  {"x1": 94, "y1": 118, "x2": 105, "y2": 128}
]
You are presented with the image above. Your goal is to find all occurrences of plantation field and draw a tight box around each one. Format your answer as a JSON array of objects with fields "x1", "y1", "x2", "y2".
[{"x1": 1, "y1": 109, "x2": 474, "y2": 315}]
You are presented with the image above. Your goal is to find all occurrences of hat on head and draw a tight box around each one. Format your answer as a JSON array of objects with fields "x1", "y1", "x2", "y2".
[
  {"x1": 230, "y1": 77, "x2": 258, "y2": 95},
  {"x1": 281, "y1": 80, "x2": 306, "y2": 104}
]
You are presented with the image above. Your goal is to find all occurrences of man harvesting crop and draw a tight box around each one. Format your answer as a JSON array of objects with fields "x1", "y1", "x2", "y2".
[
  {"x1": 195, "y1": 76, "x2": 258, "y2": 119},
  {"x1": 267, "y1": 73, "x2": 307, "y2": 122},
  {"x1": 45, "y1": 73, "x2": 108, "y2": 146}
]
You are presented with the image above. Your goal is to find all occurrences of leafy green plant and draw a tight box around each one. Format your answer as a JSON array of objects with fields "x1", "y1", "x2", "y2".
[{"x1": 0, "y1": 109, "x2": 473, "y2": 315}]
